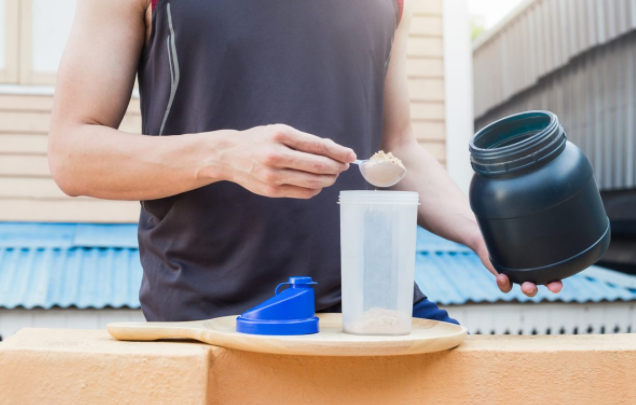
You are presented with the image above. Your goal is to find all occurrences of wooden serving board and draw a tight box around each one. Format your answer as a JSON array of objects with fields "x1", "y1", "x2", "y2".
[{"x1": 108, "y1": 313, "x2": 467, "y2": 357}]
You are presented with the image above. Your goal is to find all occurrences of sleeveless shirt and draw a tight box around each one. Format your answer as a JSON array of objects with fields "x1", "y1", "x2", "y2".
[{"x1": 138, "y1": 0, "x2": 424, "y2": 321}]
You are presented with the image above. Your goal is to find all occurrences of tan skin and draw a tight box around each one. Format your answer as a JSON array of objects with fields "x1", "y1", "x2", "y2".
[{"x1": 49, "y1": 0, "x2": 562, "y2": 297}]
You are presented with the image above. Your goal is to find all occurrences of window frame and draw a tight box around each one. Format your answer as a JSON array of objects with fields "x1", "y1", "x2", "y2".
[{"x1": 0, "y1": 0, "x2": 19, "y2": 83}]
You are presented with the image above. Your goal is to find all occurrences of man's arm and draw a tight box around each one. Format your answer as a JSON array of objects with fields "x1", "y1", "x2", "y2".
[
  {"x1": 380, "y1": 0, "x2": 562, "y2": 296},
  {"x1": 49, "y1": 0, "x2": 355, "y2": 202}
]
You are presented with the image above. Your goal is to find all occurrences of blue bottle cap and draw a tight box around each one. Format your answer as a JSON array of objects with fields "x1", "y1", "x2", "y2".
[{"x1": 236, "y1": 277, "x2": 320, "y2": 335}]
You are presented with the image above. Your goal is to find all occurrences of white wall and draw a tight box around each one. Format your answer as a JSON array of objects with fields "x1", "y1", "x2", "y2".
[
  {"x1": 445, "y1": 302, "x2": 636, "y2": 335},
  {"x1": 442, "y1": 0, "x2": 475, "y2": 195},
  {"x1": 0, "y1": 309, "x2": 145, "y2": 340},
  {"x1": 32, "y1": 0, "x2": 76, "y2": 73},
  {"x1": 0, "y1": 0, "x2": 6, "y2": 70}
]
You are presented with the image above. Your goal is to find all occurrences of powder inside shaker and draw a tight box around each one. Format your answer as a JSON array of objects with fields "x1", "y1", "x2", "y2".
[{"x1": 346, "y1": 308, "x2": 411, "y2": 335}]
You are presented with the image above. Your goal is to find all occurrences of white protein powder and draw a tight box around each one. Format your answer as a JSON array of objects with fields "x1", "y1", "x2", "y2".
[
  {"x1": 346, "y1": 308, "x2": 411, "y2": 335},
  {"x1": 361, "y1": 162, "x2": 406, "y2": 187},
  {"x1": 360, "y1": 150, "x2": 407, "y2": 188},
  {"x1": 368, "y1": 150, "x2": 406, "y2": 169}
]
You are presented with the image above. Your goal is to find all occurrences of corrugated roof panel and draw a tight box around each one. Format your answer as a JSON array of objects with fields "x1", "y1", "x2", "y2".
[
  {"x1": 1, "y1": 223, "x2": 636, "y2": 309},
  {"x1": 0, "y1": 246, "x2": 143, "y2": 310},
  {"x1": 475, "y1": 30, "x2": 636, "y2": 191},
  {"x1": 416, "y1": 251, "x2": 636, "y2": 305},
  {"x1": 0, "y1": 223, "x2": 138, "y2": 248},
  {"x1": 73, "y1": 224, "x2": 139, "y2": 248},
  {"x1": 473, "y1": 0, "x2": 636, "y2": 119}
]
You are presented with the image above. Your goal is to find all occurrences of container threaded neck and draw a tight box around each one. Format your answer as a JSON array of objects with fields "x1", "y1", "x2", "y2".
[{"x1": 469, "y1": 111, "x2": 567, "y2": 176}]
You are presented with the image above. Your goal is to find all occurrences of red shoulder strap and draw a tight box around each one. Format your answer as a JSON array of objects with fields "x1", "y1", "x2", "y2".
[{"x1": 151, "y1": 0, "x2": 159, "y2": 10}]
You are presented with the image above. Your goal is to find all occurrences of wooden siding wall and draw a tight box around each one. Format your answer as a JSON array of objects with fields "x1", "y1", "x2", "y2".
[
  {"x1": 0, "y1": 94, "x2": 142, "y2": 222},
  {"x1": 408, "y1": 0, "x2": 446, "y2": 165},
  {"x1": 1, "y1": 0, "x2": 446, "y2": 223}
]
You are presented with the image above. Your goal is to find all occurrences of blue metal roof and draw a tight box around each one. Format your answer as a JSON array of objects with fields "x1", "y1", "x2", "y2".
[
  {"x1": 0, "y1": 222, "x2": 138, "y2": 249},
  {"x1": 0, "y1": 222, "x2": 635, "y2": 309},
  {"x1": 0, "y1": 223, "x2": 141, "y2": 309},
  {"x1": 415, "y1": 229, "x2": 636, "y2": 305}
]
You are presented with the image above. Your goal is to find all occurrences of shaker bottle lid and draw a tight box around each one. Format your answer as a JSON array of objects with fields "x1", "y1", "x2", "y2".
[{"x1": 236, "y1": 276, "x2": 320, "y2": 335}]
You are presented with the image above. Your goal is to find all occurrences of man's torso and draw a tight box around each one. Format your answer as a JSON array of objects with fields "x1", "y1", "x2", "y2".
[{"x1": 137, "y1": 0, "x2": 423, "y2": 321}]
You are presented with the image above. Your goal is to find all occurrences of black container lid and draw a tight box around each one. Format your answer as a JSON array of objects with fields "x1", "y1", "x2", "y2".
[{"x1": 469, "y1": 111, "x2": 567, "y2": 176}]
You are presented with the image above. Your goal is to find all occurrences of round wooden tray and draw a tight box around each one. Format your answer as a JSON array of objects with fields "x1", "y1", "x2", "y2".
[{"x1": 108, "y1": 313, "x2": 467, "y2": 356}]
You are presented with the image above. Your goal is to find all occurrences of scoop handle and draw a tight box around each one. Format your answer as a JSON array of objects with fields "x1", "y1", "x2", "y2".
[
  {"x1": 352, "y1": 160, "x2": 364, "y2": 165},
  {"x1": 108, "y1": 321, "x2": 200, "y2": 342}
]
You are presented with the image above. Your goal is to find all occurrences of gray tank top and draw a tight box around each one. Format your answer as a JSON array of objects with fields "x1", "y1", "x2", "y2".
[{"x1": 137, "y1": 0, "x2": 424, "y2": 321}]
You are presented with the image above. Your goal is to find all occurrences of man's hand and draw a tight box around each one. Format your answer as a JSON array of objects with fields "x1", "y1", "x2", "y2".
[
  {"x1": 220, "y1": 124, "x2": 356, "y2": 199},
  {"x1": 471, "y1": 235, "x2": 563, "y2": 297},
  {"x1": 51, "y1": 0, "x2": 357, "y2": 202}
]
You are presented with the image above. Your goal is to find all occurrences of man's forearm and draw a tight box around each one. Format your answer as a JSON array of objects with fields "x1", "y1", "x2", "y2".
[
  {"x1": 391, "y1": 137, "x2": 480, "y2": 248},
  {"x1": 48, "y1": 124, "x2": 233, "y2": 201}
]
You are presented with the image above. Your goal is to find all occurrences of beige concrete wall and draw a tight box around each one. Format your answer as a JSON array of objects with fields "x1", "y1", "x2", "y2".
[
  {"x1": 0, "y1": 329, "x2": 210, "y2": 404},
  {"x1": 0, "y1": 93, "x2": 141, "y2": 223},
  {"x1": 2, "y1": 328, "x2": 636, "y2": 405},
  {"x1": 408, "y1": 0, "x2": 446, "y2": 165}
]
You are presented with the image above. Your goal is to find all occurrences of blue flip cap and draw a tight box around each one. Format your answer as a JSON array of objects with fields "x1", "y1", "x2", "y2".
[{"x1": 236, "y1": 276, "x2": 320, "y2": 335}]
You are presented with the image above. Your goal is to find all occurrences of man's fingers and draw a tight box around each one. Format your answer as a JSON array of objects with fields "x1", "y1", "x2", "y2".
[
  {"x1": 276, "y1": 170, "x2": 338, "y2": 189},
  {"x1": 547, "y1": 280, "x2": 563, "y2": 293},
  {"x1": 262, "y1": 184, "x2": 322, "y2": 200},
  {"x1": 474, "y1": 233, "x2": 563, "y2": 297},
  {"x1": 278, "y1": 150, "x2": 350, "y2": 175},
  {"x1": 499, "y1": 277, "x2": 561, "y2": 296},
  {"x1": 521, "y1": 282, "x2": 538, "y2": 297},
  {"x1": 496, "y1": 274, "x2": 513, "y2": 293},
  {"x1": 275, "y1": 126, "x2": 356, "y2": 163}
]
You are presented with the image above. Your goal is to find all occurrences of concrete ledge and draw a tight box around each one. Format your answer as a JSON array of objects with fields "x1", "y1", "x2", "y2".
[
  {"x1": 0, "y1": 329, "x2": 210, "y2": 404},
  {"x1": 2, "y1": 329, "x2": 636, "y2": 404}
]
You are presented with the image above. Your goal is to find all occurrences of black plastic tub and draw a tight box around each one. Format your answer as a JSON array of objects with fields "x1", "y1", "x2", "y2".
[{"x1": 469, "y1": 111, "x2": 610, "y2": 285}]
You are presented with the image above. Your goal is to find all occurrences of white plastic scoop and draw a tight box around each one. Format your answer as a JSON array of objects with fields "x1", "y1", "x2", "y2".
[{"x1": 353, "y1": 156, "x2": 406, "y2": 188}]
